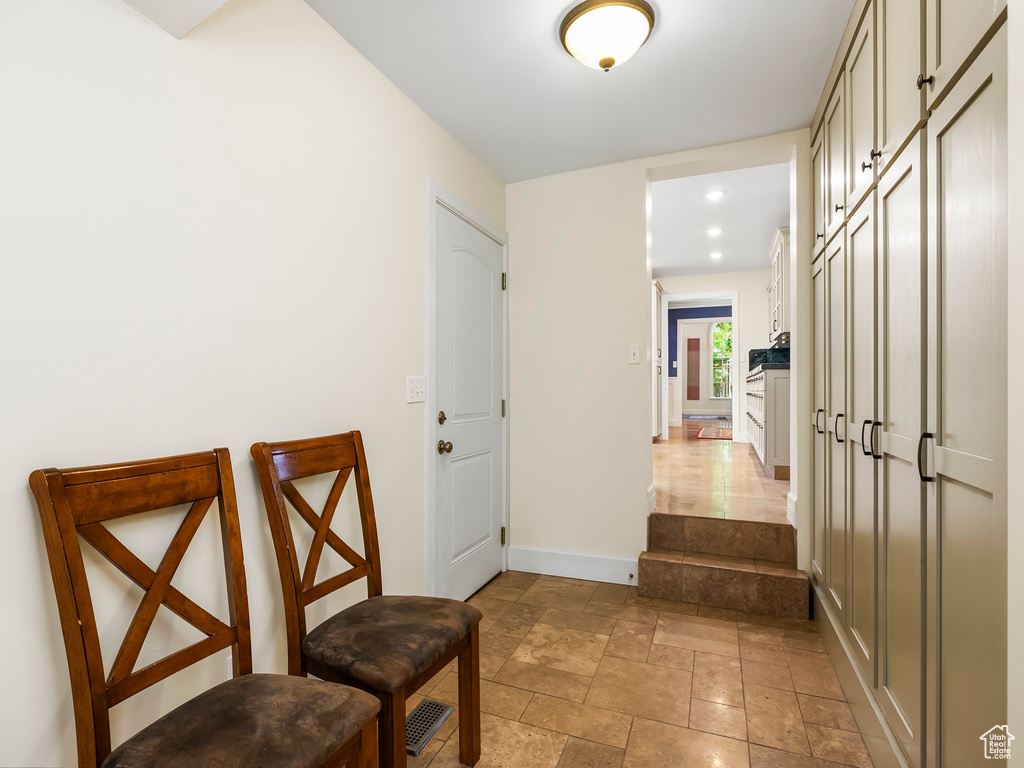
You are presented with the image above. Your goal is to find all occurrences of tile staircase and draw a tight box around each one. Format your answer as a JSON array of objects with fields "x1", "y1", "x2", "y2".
[{"x1": 638, "y1": 514, "x2": 810, "y2": 619}]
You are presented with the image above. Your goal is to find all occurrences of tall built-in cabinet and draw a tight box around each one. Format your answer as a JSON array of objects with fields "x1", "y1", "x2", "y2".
[
  {"x1": 768, "y1": 228, "x2": 790, "y2": 343},
  {"x1": 808, "y1": 1, "x2": 1007, "y2": 766}
]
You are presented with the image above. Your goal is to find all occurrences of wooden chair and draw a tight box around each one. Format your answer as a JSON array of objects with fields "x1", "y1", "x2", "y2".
[
  {"x1": 250, "y1": 431, "x2": 482, "y2": 768},
  {"x1": 30, "y1": 448, "x2": 380, "y2": 768}
]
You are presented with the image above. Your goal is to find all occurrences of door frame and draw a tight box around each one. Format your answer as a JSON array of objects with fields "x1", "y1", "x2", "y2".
[
  {"x1": 424, "y1": 177, "x2": 509, "y2": 597},
  {"x1": 660, "y1": 291, "x2": 740, "y2": 438}
]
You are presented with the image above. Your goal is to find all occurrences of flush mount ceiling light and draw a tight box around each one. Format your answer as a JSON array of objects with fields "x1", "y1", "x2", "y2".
[
  {"x1": 707, "y1": 228, "x2": 722, "y2": 237},
  {"x1": 710, "y1": 252, "x2": 723, "y2": 260},
  {"x1": 705, "y1": 190, "x2": 725, "y2": 201},
  {"x1": 560, "y1": 0, "x2": 656, "y2": 72}
]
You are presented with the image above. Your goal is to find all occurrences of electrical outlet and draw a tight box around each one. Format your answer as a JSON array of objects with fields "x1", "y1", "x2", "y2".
[
  {"x1": 407, "y1": 376, "x2": 425, "y2": 403},
  {"x1": 628, "y1": 343, "x2": 641, "y2": 365}
]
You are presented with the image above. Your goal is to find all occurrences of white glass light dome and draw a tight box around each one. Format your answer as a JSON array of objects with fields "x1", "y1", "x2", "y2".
[{"x1": 560, "y1": 1, "x2": 656, "y2": 72}]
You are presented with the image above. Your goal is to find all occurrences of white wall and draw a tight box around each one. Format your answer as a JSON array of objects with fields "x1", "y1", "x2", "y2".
[
  {"x1": 662, "y1": 271, "x2": 774, "y2": 438},
  {"x1": 0, "y1": 1, "x2": 504, "y2": 765},
  {"x1": 505, "y1": 131, "x2": 808, "y2": 579}
]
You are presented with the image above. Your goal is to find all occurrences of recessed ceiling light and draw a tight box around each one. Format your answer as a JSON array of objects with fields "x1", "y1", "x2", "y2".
[
  {"x1": 560, "y1": 0, "x2": 656, "y2": 72},
  {"x1": 710, "y1": 252, "x2": 723, "y2": 260},
  {"x1": 707, "y1": 228, "x2": 722, "y2": 237},
  {"x1": 705, "y1": 190, "x2": 725, "y2": 201}
]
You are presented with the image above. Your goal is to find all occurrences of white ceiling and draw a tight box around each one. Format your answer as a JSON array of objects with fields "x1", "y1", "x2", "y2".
[
  {"x1": 651, "y1": 163, "x2": 789, "y2": 278},
  {"x1": 306, "y1": 0, "x2": 854, "y2": 182},
  {"x1": 121, "y1": 0, "x2": 230, "y2": 38}
]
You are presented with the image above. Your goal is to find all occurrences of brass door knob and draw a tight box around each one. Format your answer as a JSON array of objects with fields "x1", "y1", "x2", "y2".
[
  {"x1": 438, "y1": 410, "x2": 447, "y2": 425},
  {"x1": 437, "y1": 440, "x2": 453, "y2": 455}
]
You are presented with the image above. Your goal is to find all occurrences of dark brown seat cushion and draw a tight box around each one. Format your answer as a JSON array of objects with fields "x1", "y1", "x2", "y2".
[
  {"x1": 302, "y1": 595, "x2": 483, "y2": 694},
  {"x1": 102, "y1": 673, "x2": 379, "y2": 768}
]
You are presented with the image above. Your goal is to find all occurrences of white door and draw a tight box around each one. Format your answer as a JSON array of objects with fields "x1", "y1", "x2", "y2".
[
  {"x1": 845, "y1": 2, "x2": 876, "y2": 210},
  {"x1": 434, "y1": 202, "x2": 505, "y2": 600},
  {"x1": 876, "y1": 129, "x2": 926, "y2": 768},
  {"x1": 925, "y1": 29, "x2": 1006, "y2": 766}
]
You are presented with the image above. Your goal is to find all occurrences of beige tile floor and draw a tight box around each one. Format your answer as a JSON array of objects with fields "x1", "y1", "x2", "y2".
[
  {"x1": 654, "y1": 421, "x2": 791, "y2": 524},
  {"x1": 407, "y1": 572, "x2": 873, "y2": 768}
]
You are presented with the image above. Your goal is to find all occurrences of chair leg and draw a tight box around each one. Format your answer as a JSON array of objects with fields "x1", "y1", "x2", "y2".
[
  {"x1": 357, "y1": 718, "x2": 377, "y2": 768},
  {"x1": 457, "y1": 625, "x2": 481, "y2": 766},
  {"x1": 378, "y1": 689, "x2": 407, "y2": 768}
]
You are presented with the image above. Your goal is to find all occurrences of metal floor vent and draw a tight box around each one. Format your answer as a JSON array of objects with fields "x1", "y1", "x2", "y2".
[{"x1": 406, "y1": 698, "x2": 454, "y2": 756}]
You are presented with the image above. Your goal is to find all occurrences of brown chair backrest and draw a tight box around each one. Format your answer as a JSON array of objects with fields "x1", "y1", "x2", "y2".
[
  {"x1": 29, "y1": 449, "x2": 252, "y2": 768},
  {"x1": 250, "y1": 431, "x2": 383, "y2": 676}
]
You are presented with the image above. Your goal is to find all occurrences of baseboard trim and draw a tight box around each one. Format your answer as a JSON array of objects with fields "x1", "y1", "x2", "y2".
[
  {"x1": 669, "y1": 417, "x2": 682, "y2": 427},
  {"x1": 735, "y1": 430, "x2": 751, "y2": 443},
  {"x1": 786, "y1": 492, "x2": 797, "y2": 526},
  {"x1": 812, "y1": 585, "x2": 910, "y2": 768},
  {"x1": 508, "y1": 546, "x2": 638, "y2": 587},
  {"x1": 647, "y1": 483, "x2": 656, "y2": 514}
]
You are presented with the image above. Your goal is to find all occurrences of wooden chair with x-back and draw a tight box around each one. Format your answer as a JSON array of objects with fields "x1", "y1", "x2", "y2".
[
  {"x1": 30, "y1": 448, "x2": 380, "y2": 768},
  {"x1": 250, "y1": 430, "x2": 482, "y2": 768}
]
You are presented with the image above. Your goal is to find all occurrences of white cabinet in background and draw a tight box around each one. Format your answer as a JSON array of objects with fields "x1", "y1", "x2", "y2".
[
  {"x1": 824, "y1": 76, "x2": 847, "y2": 242},
  {"x1": 845, "y1": 0, "x2": 877, "y2": 212},
  {"x1": 924, "y1": 0, "x2": 1006, "y2": 109},
  {"x1": 807, "y1": 7, "x2": 1007, "y2": 766},
  {"x1": 767, "y1": 227, "x2": 790, "y2": 344},
  {"x1": 812, "y1": 131, "x2": 826, "y2": 258},
  {"x1": 876, "y1": 0, "x2": 925, "y2": 171},
  {"x1": 745, "y1": 368, "x2": 790, "y2": 481}
]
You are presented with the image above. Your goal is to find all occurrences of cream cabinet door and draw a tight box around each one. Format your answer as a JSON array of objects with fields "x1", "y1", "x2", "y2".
[
  {"x1": 925, "y1": 28, "x2": 1007, "y2": 767},
  {"x1": 845, "y1": 2, "x2": 877, "y2": 211},
  {"x1": 824, "y1": 232, "x2": 847, "y2": 622},
  {"x1": 811, "y1": 257, "x2": 827, "y2": 584},
  {"x1": 924, "y1": 0, "x2": 1005, "y2": 110},
  {"x1": 876, "y1": 0, "x2": 925, "y2": 171},
  {"x1": 845, "y1": 196, "x2": 877, "y2": 682},
  {"x1": 824, "y1": 78, "x2": 847, "y2": 242},
  {"x1": 876, "y1": 131, "x2": 926, "y2": 768},
  {"x1": 812, "y1": 129, "x2": 827, "y2": 257}
]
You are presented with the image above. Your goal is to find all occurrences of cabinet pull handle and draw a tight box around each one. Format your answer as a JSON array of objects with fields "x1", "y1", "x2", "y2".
[
  {"x1": 815, "y1": 409, "x2": 824, "y2": 434},
  {"x1": 834, "y1": 414, "x2": 844, "y2": 443},
  {"x1": 870, "y1": 149, "x2": 882, "y2": 159},
  {"x1": 835, "y1": 204, "x2": 845, "y2": 212},
  {"x1": 816, "y1": 233, "x2": 824, "y2": 240},
  {"x1": 861, "y1": 161, "x2": 873, "y2": 172},
  {"x1": 871, "y1": 420, "x2": 882, "y2": 460},
  {"x1": 917, "y1": 432, "x2": 934, "y2": 482},
  {"x1": 861, "y1": 420, "x2": 872, "y2": 456},
  {"x1": 916, "y1": 74, "x2": 934, "y2": 90}
]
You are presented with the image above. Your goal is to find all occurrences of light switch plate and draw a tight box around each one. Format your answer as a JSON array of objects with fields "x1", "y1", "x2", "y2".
[
  {"x1": 628, "y1": 343, "x2": 641, "y2": 365},
  {"x1": 407, "y1": 376, "x2": 425, "y2": 403}
]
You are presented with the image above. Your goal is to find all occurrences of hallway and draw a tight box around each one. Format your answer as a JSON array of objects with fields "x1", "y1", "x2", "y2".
[
  {"x1": 654, "y1": 421, "x2": 790, "y2": 524},
  {"x1": 405, "y1": 571, "x2": 874, "y2": 767}
]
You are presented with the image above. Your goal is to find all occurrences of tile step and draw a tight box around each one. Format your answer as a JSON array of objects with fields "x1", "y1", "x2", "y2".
[
  {"x1": 648, "y1": 513, "x2": 797, "y2": 566},
  {"x1": 638, "y1": 549, "x2": 809, "y2": 620}
]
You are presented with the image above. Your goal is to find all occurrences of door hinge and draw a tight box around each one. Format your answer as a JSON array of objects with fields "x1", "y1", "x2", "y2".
[
  {"x1": 501, "y1": 526, "x2": 506, "y2": 546},
  {"x1": 502, "y1": 272, "x2": 507, "y2": 290},
  {"x1": 501, "y1": 399, "x2": 506, "y2": 417}
]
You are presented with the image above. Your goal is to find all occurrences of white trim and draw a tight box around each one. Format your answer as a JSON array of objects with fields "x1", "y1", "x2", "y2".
[
  {"x1": 425, "y1": 177, "x2": 509, "y2": 597},
  {"x1": 508, "y1": 546, "x2": 638, "y2": 587},
  {"x1": 787, "y1": 492, "x2": 797, "y2": 527},
  {"x1": 668, "y1": 417, "x2": 682, "y2": 427},
  {"x1": 662, "y1": 292, "x2": 740, "y2": 436},
  {"x1": 736, "y1": 430, "x2": 751, "y2": 443},
  {"x1": 647, "y1": 483, "x2": 657, "y2": 514}
]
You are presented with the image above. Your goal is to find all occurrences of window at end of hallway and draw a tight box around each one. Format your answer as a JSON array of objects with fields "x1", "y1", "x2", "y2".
[{"x1": 711, "y1": 321, "x2": 732, "y2": 399}]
